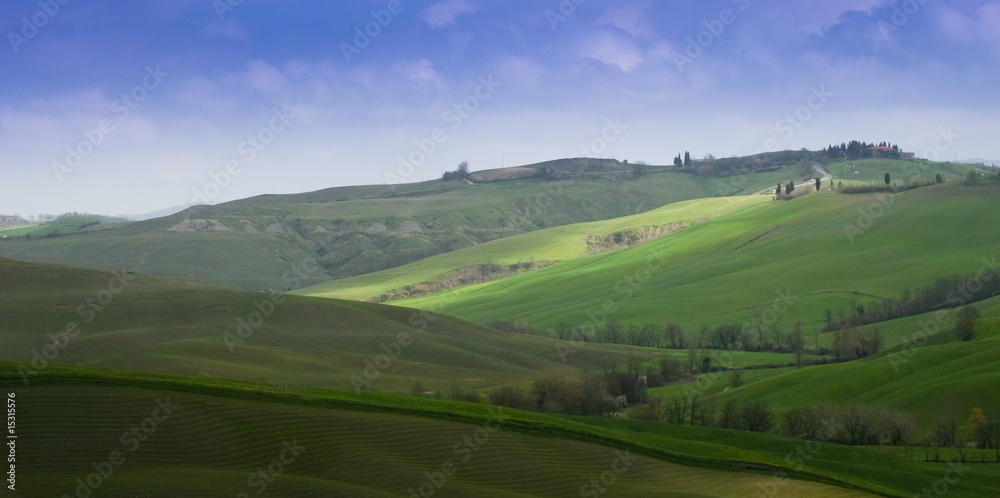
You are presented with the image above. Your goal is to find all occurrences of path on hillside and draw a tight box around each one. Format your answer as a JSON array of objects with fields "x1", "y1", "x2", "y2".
[
  {"x1": 789, "y1": 162, "x2": 833, "y2": 192},
  {"x1": 813, "y1": 162, "x2": 832, "y2": 181}
]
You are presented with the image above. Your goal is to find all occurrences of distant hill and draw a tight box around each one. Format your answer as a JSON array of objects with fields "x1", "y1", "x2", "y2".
[{"x1": 0, "y1": 155, "x2": 811, "y2": 291}]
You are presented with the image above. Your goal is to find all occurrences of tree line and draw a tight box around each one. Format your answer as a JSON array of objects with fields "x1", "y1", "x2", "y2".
[
  {"x1": 823, "y1": 140, "x2": 900, "y2": 160},
  {"x1": 821, "y1": 264, "x2": 1000, "y2": 337}
]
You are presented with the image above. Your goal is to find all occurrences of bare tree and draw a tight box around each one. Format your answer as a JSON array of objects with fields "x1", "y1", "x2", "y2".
[{"x1": 738, "y1": 401, "x2": 775, "y2": 432}]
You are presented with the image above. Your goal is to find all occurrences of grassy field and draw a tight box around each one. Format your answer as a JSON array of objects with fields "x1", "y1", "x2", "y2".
[
  {"x1": 3, "y1": 156, "x2": 996, "y2": 496},
  {"x1": 7, "y1": 365, "x2": 999, "y2": 497},
  {"x1": 391, "y1": 181, "x2": 999, "y2": 339},
  {"x1": 824, "y1": 158, "x2": 976, "y2": 186},
  {"x1": 0, "y1": 256, "x2": 817, "y2": 397},
  {"x1": 708, "y1": 321, "x2": 1000, "y2": 431},
  {"x1": 0, "y1": 157, "x2": 820, "y2": 291},
  {"x1": 0, "y1": 217, "x2": 114, "y2": 238},
  {"x1": 294, "y1": 194, "x2": 772, "y2": 302}
]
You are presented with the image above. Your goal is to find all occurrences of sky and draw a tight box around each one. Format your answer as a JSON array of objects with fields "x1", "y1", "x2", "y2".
[{"x1": 2, "y1": 0, "x2": 999, "y2": 216}]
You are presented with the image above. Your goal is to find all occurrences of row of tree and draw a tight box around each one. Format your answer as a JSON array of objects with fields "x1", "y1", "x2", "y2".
[
  {"x1": 821, "y1": 262, "x2": 1000, "y2": 334},
  {"x1": 485, "y1": 362, "x2": 651, "y2": 417},
  {"x1": 823, "y1": 140, "x2": 900, "y2": 160},
  {"x1": 441, "y1": 161, "x2": 470, "y2": 181}
]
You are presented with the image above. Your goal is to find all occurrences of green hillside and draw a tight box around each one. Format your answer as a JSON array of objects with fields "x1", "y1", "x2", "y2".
[
  {"x1": 0, "y1": 256, "x2": 658, "y2": 393},
  {"x1": 393, "y1": 180, "x2": 999, "y2": 337},
  {"x1": 294, "y1": 194, "x2": 771, "y2": 302},
  {"x1": 1, "y1": 156, "x2": 998, "y2": 497},
  {"x1": 9, "y1": 365, "x2": 999, "y2": 497},
  {"x1": 0, "y1": 156, "x2": 814, "y2": 291}
]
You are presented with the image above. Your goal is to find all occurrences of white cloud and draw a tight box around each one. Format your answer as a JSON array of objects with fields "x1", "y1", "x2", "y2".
[
  {"x1": 394, "y1": 59, "x2": 444, "y2": 89},
  {"x1": 423, "y1": 0, "x2": 478, "y2": 29},
  {"x1": 580, "y1": 31, "x2": 645, "y2": 73},
  {"x1": 597, "y1": 3, "x2": 655, "y2": 39},
  {"x1": 242, "y1": 60, "x2": 289, "y2": 95}
]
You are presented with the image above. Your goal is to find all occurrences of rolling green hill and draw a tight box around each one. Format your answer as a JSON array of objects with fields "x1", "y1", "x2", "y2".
[
  {"x1": 0, "y1": 156, "x2": 818, "y2": 291},
  {"x1": 0, "y1": 256, "x2": 659, "y2": 393},
  {"x1": 2, "y1": 156, "x2": 998, "y2": 497},
  {"x1": 390, "y1": 180, "x2": 999, "y2": 339},
  {"x1": 293, "y1": 194, "x2": 772, "y2": 302},
  {"x1": 8, "y1": 365, "x2": 999, "y2": 497}
]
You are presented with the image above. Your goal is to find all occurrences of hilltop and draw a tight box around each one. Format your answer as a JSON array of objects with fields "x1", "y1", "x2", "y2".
[
  {"x1": 302, "y1": 161, "x2": 992, "y2": 337},
  {"x1": 0, "y1": 154, "x2": 814, "y2": 291}
]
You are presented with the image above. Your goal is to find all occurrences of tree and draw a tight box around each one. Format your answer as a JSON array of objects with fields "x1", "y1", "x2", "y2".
[
  {"x1": 786, "y1": 181, "x2": 795, "y2": 194},
  {"x1": 730, "y1": 369, "x2": 744, "y2": 388},
  {"x1": 457, "y1": 161, "x2": 470, "y2": 178},
  {"x1": 932, "y1": 413, "x2": 959, "y2": 449},
  {"x1": 664, "y1": 321, "x2": 685, "y2": 349},
  {"x1": 683, "y1": 151, "x2": 691, "y2": 167},
  {"x1": 776, "y1": 183, "x2": 782, "y2": 197},
  {"x1": 737, "y1": 401, "x2": 775, "y2": 432},
  {"x1": 935, "y1": 173, "x2": 945, "y2": 183},
  {"x1": 956, "y1": 306, "x2": 981, "y2": 341},
  {"x1": 788, "y1": 321, "x2": 805, "y2": 366},
  {"x1": 884, "y1": 172, "x2": 891, "y2": 185},
  {"x1": 674, "y1": 154, "x2": 682, "y2": 167},
  {"x1": 969, "y1": 408, "x2": 992, "y2": 450},
  {"x1": 659, "y1": 355, "x2": 685, "y2": 382},
  {"x1": 815, "y1": 177, "x2": 821, "y2": 191}
]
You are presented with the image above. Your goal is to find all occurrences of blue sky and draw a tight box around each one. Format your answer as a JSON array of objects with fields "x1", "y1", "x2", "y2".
[{"x1": 2, "y1": 0, "x2": 998, "y2": 216}]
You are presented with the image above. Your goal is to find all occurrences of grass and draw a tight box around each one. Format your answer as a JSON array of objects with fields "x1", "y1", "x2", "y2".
[
  {"x1": 703, "y1": 318, "x2": 1000, "y2": 436},
  {"x1": 391, "y1": 181, "x2": 1000, "y2": 339},
  {"x1": 824, "y1": 158, "x2": 978, "y2": 187},
  {"x1": 6, "y1": 364, "x2": 997, "y2": 497},
  {"x1": 0, "y1": 256, "x2": 811, "y2": 395},
  {"x1": 0, "y1": 157, "x2": 820, "y2": 291},
  {"x1": 294, "y1": 194, "x2": 771, "y2": 301}
]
